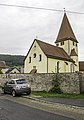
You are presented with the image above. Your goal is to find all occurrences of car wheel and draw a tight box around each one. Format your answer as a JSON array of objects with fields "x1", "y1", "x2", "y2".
[
  {"x1": 12, "y1": 90, "x2": 16, "y2": 97},
  {"x1": 26, "y1": 89, "x2": 31, "y2": 95}
]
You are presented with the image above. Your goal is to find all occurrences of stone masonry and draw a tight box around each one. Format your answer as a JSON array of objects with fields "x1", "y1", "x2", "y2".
[{"x1": 0, "y1": 73, "x2": 83, "y2": 94}]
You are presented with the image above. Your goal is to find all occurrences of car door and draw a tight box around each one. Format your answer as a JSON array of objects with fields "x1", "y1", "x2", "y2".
[
  {"x1": 4, "y1": 82, "x2": 9, "y2": 92},
  {"x1": 5, "y1": 80, "x2": 15, "y2": 93}
]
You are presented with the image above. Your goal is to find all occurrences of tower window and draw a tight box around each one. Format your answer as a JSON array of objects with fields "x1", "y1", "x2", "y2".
[
  {"x1": 73, "y1": 41, "x2": 74, "y2": 45},
  {"x1": 56, "y1": 43, "x2": 59, "y2": 46},
  {"x1": 76, "y1": 43, "x2": 77, "y2": 47},
  {"x1": 29, "y1": 57, "x2": 31, "y2": 63},
  {"x1": 61, "y1": 41, "x2": 64, "y2": 45}
]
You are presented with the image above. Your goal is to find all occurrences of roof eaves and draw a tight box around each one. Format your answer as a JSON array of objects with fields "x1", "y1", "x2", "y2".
[
  {"x1": 55, "y1": 37, "x2": 78, "y2": 43},
  {"x1": 46, "y1": 54, "x2": 74, "y2": 62},
  {"x1": 24, "y1": 39, "x2": 37, "y2": 61},
  {"x1": 55, "y1": 13, "x2": 78, "y2": 43}
]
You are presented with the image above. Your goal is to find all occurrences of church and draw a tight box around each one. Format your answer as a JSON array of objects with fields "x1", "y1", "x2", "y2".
[{"x1": 24, "y1": 12, "x2": 79, "y2": 73}]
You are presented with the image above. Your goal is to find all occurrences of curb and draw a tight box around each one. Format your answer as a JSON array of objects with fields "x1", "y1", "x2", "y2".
[{"x1": 22, "y1": 95, "x2": 84, "y2": 111}]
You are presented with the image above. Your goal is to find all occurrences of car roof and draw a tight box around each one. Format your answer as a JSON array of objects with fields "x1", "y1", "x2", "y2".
[{"x1": 11, "y1": 78, "x2": 25, "y2": 81}]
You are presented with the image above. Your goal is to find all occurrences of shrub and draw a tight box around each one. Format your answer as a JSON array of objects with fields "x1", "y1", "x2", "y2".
[{"x1": 49, "y1": 84, "x2": 62, "y2": 94}]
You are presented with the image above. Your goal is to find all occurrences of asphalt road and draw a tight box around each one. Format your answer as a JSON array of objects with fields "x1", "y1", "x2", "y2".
[
  {"x1": 39, "y1": 97, "x2": 84, "y2": 107},
  {"x1": 0, "y1": 98, "x2": 75, "y2": 120}
]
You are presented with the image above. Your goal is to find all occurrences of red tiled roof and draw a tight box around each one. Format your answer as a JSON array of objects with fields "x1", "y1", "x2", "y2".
[
  {"x1": 36, "y1": 39, "x2": 74, "y2": 62},
  {"x1": 55, "y1": 13, "x2": 78, "y2": 43}
]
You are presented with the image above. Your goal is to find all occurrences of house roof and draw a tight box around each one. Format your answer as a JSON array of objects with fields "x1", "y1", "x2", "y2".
[
  {"x1": 79, "y1": 61, "x2": 84, "y2": 71},
  {"x1": 30, "y1": 69, "x2": 37, "y2": 73},
  {"x1": 36, "y1": 39, "x2": 74, "y2": 62},
  {"x1": 6, "y1": 67, "x2": 20, "y2": 74},
  {"x1": 55, "y1": 13, "x2": 78, "y2": 43},
  {"x1": 70, "y1": 49, "x2": 78, "y2": 56},
  {"x1": 0, "y1": 61, "x2": 6, "y2": 69}
]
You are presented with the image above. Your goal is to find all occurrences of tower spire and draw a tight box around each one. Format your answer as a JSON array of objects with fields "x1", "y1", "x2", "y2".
[{"x1": 55, "y1": 12, "x2": 78, "y2": 43}]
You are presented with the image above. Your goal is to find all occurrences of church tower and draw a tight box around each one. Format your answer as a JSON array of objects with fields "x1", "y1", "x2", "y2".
[{"x1": 55, "y1": 12, "x2": 79, "y2": 72}]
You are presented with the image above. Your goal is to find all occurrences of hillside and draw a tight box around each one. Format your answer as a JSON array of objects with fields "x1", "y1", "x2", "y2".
[{"x1": 0, "y1": 54, "x2": 25, "y2": 67}]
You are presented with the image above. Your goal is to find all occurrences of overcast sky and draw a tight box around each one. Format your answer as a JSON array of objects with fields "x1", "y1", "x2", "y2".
[{"x1": 0, "y1": 0, "x2": 84, "y2": 61}]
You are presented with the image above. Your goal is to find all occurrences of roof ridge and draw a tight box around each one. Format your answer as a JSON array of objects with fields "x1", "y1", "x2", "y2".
[
  {"x1": 35, "y1": 39, "x2": 55, "y2": 46},
  {"x1": 36, "y1": 39, "x2": 74, "y2": 62},
  {"x1": 36, "y1": 39, "x2": 62, "y2": 49}
]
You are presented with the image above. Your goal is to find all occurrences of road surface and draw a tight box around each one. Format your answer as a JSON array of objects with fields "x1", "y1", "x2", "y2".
[
  {"x1": 39, "y1": 97, "x2": 84, "y2": 107},
  {"x1": 0, "y1": 98, "x2": 74, "y2": 120}
]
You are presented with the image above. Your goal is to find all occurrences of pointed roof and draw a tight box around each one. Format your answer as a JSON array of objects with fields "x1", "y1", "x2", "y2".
[
  {"x1": 70, "y1": 48, "x2": 78, "y2": 56},
  {"x1": 5, "y1": 67, "x2": 20, "y2": 74},
  {"x1": 55, "y1": 13, "x2": 78, "y2": 43}
]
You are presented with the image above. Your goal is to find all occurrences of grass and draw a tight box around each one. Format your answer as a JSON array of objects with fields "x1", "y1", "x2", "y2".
[
  {"x1": 0, "y1": 85, "x2": 84, "y2": 99},
  {"x1": 32, "y1": 91, "x2": 84, "y2": 99}
]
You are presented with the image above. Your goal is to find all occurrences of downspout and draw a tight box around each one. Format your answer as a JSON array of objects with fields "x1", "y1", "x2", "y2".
[{"x1": 47, "y1": 57, "x2": 48, "y2": 73}]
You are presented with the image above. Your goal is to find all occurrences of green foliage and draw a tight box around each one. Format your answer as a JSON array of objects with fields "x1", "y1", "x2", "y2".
[
  {"x1": 0, "y1": 54, "x2": 25, "y2": 67},
  {"x1": 32, "y1": 91, "x2": 84, "y2": 99},
  {"x1": 49, "y1": 73, "x2": 62, "y2": 93},
  {"x1": 49, "y1": 85, "x2": 62, "y2": 94}
]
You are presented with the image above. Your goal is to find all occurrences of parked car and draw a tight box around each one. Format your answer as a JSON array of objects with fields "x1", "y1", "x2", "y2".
[{"x1": 2, "y1": 78, "x2": 31, "y2": 97}]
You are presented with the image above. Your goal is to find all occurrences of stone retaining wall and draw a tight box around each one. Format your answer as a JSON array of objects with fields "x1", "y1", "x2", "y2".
[
  {"x1": 79, "y1": 73, "x2": 84, "y2": 93},
  {"x1": 0, "y1": 73, "x2": 83, "y2": 94}
]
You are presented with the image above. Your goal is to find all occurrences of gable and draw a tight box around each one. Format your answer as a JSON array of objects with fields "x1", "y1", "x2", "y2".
[
  {"x1": 6, "y1": 67, "x2": 20, "y2": 74},
  {"x1": 24, "y1": 39, "x2": 47, "y2": 62},
  {"x1": 11, "y1": 68, "x2": 20, "y2": 73}
]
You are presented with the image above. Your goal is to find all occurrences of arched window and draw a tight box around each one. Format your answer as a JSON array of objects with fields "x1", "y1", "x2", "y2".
[
  {"x1": 61, "y1": 41, "x2": 64, "y2": 45},
  {"x1": 39, "y1": 54, "x2": 42, "y2": 62},
  {"x1": 70, "y1": 64, "x2": 74, "y2": 72},
  {"x1": 33, "y1": 53, "x2": 36, "y2": 58},
  {"x1": 29, "y1": 57, "x2": 31, "y2": 63},
  {"x1": 57, "y1": 61, "x2": 60, "y2": 73}
]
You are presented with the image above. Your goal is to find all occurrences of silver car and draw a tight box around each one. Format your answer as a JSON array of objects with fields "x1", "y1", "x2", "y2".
[{"x1": 2, "y1": 78, "x2": 31, "y2": 97}]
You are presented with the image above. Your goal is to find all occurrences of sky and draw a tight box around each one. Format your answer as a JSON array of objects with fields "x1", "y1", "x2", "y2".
[{"x1": 0, "y1": 0, "x2": 84, "y2": 61}]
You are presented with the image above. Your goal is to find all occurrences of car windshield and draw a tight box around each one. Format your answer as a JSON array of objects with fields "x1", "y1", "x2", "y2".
[{"x1": 16, "y1": 79, "x2": 27, "y2": 84}]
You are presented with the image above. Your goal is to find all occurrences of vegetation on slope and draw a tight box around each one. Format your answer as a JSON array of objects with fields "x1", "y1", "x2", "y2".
[{"x1": 0, "y1": 54, "x2": 25, "y2": 67}]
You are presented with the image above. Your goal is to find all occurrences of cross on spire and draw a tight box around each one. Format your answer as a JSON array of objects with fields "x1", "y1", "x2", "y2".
[
  {"x1": 63, "y1": 8, "x2": 66, "y2": 13},
  {"x1": 36, "y1": 36, "x2": 38, "y2": 39}
]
